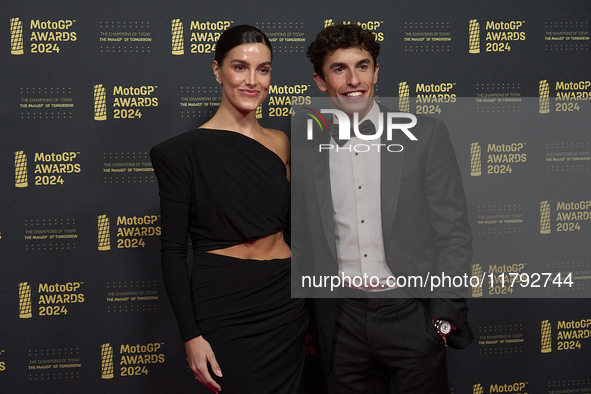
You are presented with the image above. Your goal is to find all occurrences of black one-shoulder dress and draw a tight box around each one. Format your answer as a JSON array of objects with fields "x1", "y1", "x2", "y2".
[{"x1": 150, "y1": 129, "x2": 307, "y2": 393}]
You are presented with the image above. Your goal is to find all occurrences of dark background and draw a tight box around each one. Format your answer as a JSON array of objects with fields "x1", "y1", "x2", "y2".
[{"x1": 1, "y1": 0, "x2": 590, "y2": 393}]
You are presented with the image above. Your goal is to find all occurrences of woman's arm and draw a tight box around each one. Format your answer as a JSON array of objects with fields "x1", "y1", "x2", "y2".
[{"x1": 152, "y1": 145, "x2": 223, "y2": 391}]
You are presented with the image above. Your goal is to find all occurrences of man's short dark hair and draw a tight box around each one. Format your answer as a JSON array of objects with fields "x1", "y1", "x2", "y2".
[{"x1": 307, "y1": 24, "x2": 381, "y2": 79}]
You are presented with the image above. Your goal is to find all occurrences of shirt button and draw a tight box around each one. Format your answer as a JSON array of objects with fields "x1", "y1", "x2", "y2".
[
  {"x1": 358, "y1": 186, "x2": 362, "y2": 189},
  {"x1": 364, "y1": 254, "x2": 368, "y2": 257},
  {"x1": 361, "y1": 220, "x2": 365, "y2": 223},
  {"x1": 355, "y1": 152, "x2": 359, "y2": 156}
]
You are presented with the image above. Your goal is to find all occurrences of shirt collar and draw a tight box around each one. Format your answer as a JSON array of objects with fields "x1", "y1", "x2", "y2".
[{"x1": 333, "y1": 100, "x2": 380, "y2": 128}]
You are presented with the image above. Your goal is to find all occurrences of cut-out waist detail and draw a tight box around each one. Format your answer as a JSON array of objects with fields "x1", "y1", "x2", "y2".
[{"x1": 205, "y1": 231, "x2": 290, "y2": 260}]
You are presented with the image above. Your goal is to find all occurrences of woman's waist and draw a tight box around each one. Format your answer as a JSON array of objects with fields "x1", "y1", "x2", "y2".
[
  {"x1": 191, "y1": 245, "x2": 292, "y2": 289},
  {"x1": 190, "y1": 251, "x2": 302, "y2": 333},
  {"x1": 196, "y1": 231, "x2": 290, "y2": 261}
]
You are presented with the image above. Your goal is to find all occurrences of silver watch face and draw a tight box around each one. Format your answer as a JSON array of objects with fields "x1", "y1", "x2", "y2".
[{"x1": 439, "y1": 321, "x2": 452, "y2": 335}]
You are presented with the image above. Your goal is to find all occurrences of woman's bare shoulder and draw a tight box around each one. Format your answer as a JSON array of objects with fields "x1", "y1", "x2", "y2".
[
  {"x1": 264, "y1": 128, "x2": 290, "y2": 146},
  {"x1": 262, "y1": 128, "x2": 290, "y2": 162}
]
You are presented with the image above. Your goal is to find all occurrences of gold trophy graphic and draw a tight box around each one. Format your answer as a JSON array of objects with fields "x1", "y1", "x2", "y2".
[
  {"x1": 473, "y1": 383, "x2": 484, "y2": 394},
  {"x1": 101, "y1": 343, "x2": 114, "y2": 379},
  {"x1": 540, "y1": 201, "x2": 551, "y2": 234},
  {"x1": 256, "y1": 104, "x2": 263, "y2": 119},
  {"x1": 398, "y1": 82, "x2": 410, "y2": 112},
  {"x1": 98, "y1": 215, "x2": 111, "y2": 251},
  {"x1": 14, "y1": 151, "x2": 28, "y2": 188},
  {"x1": 324, "y1": 20, "x2": 334, "y2": 28},
  {"x1": 469, "y1": 19, "x2": 480, "y2": 54},
  {"x1": 171, "y1": 19, "x2": 184, "y2": 55},
  {"x1": 470, "y1": 143, "x2": 482, "y2": 176},
  {"x1": 541, "y1": 320, "x2": 552, "y2": 353},
  {"x1": 18, "y1": 282, "x2": 32, "y2": 319},
  {"x1": 94, "y1": 84, "x2": 107, "y2": 121},
  {"x1": 539, "y1": 80, "x2": 550, "y2": 114},
  {"x1": 10, "y1": 18, "x2": 24, "y2": 55},
  {"x1": 471, "y1": 264, "x2": 483, "y2": 297}
]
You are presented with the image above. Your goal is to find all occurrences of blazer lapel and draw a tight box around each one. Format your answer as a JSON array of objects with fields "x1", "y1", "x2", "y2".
[
  {"x1": 380, "y1": 120, "x2": 406, "y2": 251},
  {"x1": 308, "y1": 129, "x2": 338, "y2": 261}
]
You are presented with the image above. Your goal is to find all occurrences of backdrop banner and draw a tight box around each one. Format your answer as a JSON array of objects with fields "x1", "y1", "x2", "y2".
[{"x1": 1, "y1": 1, "x2": 590, "y2": 393}]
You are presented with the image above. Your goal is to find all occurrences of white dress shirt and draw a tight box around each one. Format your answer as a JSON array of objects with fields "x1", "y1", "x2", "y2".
[{"x1": 329, "y1": 101, "x2": 395, "y2": 291}]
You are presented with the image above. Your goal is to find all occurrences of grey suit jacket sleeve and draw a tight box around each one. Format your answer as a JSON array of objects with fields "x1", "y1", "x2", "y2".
[{"x1": 421, "y1": 119, "x2": 473, "y2": 348}]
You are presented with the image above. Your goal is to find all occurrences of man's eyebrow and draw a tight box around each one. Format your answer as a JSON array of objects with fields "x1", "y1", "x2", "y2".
[
  {"x1": 328, "y1": 59, "x2": 371, "y2": 69},
  {"x1": 328, "y1": 61, "x2": 346, "y2": 69}
]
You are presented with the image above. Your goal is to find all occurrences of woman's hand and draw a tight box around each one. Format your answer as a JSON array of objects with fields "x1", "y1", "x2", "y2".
[{"x1": 185, "y1": 336, "x2": 223, "y2": 393}]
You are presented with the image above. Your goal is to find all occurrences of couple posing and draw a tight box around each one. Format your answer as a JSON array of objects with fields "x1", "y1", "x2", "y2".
[{"x1": 152, "y1": 22, "x2": 472, "y2": 394}]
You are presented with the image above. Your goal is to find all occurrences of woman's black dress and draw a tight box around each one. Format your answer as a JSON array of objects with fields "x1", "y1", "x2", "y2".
[{"x1": 150, "y1": 129, "x2": 307, "y2": 393}]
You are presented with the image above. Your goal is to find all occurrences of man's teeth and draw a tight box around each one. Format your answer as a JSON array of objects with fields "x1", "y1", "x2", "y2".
[{"x1": 345, "y1": 91, "x2": 363, "y2": 97}]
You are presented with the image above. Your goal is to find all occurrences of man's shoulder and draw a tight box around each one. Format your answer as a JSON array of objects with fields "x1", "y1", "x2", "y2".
[
  {"x1": 375, "y1": 102, "x2": 445, "y2": 147},
  {"x1": 377, "y1": 102, "x2": 441, "y2": 128}
]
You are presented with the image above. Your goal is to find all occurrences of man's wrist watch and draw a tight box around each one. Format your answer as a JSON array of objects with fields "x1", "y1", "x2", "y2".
[{"x1": 431, "y1": 318, "x2": 454, "y2": 338}]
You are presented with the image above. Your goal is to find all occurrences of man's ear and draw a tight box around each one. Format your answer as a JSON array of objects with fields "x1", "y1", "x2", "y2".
[
  {"x1": 373, "y1": 63, "x2": 379, "y2": 85},
  {"x1": 313, "y1": 73, "x2": 327, "y2": 92}
]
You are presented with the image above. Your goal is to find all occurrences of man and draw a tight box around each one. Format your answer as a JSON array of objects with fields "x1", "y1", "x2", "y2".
[{"x1": 291, "y1": 24, "x2": 473, "y2": 393}]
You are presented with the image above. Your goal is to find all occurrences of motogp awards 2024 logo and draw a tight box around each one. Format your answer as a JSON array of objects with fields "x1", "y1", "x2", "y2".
[
  {"x1": 170, "y1": 19, "x2": 232, "y2": 55},
  {"x1": 10, "y1": 18, "x2": 77, "y2": 55},
  {"x1": 94, "y1": 84, "x2": 159, "y2": 121},
  {"x1": 468, "y1": 19, "x2": 526, "y2": 54}
]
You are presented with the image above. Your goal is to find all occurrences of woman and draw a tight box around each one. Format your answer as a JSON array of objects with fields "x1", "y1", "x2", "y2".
[{"x1": 150, "y1": 25, "x2": 307, "y2": 393}]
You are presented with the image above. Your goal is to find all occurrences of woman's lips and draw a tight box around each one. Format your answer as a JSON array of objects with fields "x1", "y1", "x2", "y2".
[{"x1": 240, "y1": 89, "x2": 260, "y2": 97}]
